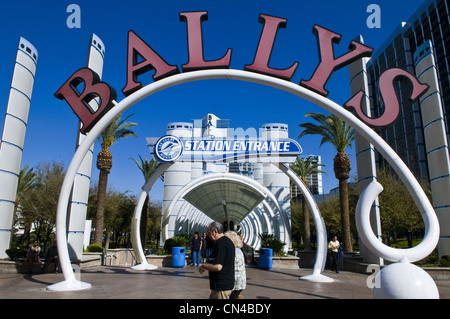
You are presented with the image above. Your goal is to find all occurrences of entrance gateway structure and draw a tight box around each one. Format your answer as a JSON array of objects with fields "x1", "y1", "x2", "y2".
[
  {"x1": 1, "y1": 10, "x2": 443, "y2": 298},
  {"x1": 130, "y1": 113, "x2": 330, "y2": 284},
  {"x1": 50, "y1": 67, "x2": 441, "y2": 297},
  {"x1": 147, "y1": 114, "x2": 300, "y2": 252}
]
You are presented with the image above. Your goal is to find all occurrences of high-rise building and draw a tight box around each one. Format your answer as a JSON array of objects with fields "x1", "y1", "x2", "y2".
[
  {"x1": 367, "y1": 0, "x2": 450, "y2": 180},
  {"x1": 366, "y1": 0, "x2": 450, "y2": 257}
]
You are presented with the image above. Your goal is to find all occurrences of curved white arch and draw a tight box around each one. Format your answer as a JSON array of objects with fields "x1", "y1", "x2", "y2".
[
  {"x1": 258, "y1": 203, "x2": 275, "y2": 235},
  {"x1": 356, "y1": 181, "x2": 435, "y2": 263},
  {"x1": 128, "y1": 162, "x2": 173, "y2": 270},
  {"x1": 278, "y1": 163, "x2": 333, "y2": 282},
  {"x1": 249, "y1": 210, "x2": 263, "y2": 248},
  {"x1": 48, "y1": 69, "x2": 439, "y2": 291}
]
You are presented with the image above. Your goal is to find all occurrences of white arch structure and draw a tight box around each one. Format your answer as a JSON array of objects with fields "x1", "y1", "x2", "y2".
[
  {"x1": 47, "y1": 69, "x2": 440, "y2": 292},
  {"x1": 130, "y1": 162, "x2": 327, "y2": 279}
]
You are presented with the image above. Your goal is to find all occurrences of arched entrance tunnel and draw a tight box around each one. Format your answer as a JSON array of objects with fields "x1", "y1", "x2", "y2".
[{"x1": 162, "y1": 172, "x2": 291, "y2": 252}]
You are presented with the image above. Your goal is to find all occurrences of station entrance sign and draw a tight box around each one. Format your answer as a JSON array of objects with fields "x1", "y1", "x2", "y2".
[{"x1": 150, "y1": 136, "x2": 302, "y2": 163}]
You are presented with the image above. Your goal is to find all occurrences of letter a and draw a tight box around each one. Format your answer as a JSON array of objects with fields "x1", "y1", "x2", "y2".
[
  {"x1": 366, "y1": 4, "x2": 381, "y2": 29},
  {"x1": 66, "y1": 4, "x2": 81, "y2": 29},
  {"x1": 55, "y1": 67, "x2": 117, "y2": 134},
  {"x1": 122, "y1": 30, "x2": 180, "y2": 96}
]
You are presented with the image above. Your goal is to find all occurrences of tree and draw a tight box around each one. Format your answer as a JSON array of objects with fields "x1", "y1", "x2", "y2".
[
  {"x1": 318, "y1": 183, "x2": 359, "y2": 245},
  {"x1": 13, "y1": 165, "x2": 40, "y2": 247},
  {"x1": 94, "y1": 113, "x2": 137, "y2": 245},
  {"x1": 290, "y1": 156, "x2": 325, "y2": 250},
  {"x1": 16, "y1": 164, "x2": 40, "y2": 209},
  {"x1": 88, "y1": 185, "x2": 137, "y2": 249},
  {"x1": 130, "y1": 156, "x2": 161, "y2": 249},
  {"x1": 376, "y1": 168, "x2": 425, "y2": 247},
  {"x1": 20, "y1": 162, "x2": 66, "y2": 245},
  {"x1": 299, "y1": 112, "x2": 355, "y2": 252},
  {"x1": 147, "y1": 201, "x2": 162, "y2": 248}
]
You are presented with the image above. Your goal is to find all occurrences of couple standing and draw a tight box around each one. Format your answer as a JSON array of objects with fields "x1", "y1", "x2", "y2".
[{"x1": 199, "y1": 221, "x2": 246, "y2": 299}]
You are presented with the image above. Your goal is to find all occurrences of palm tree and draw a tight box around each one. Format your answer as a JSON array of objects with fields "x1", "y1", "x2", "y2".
[
  {"x1": 16, "y1": 164, "x2": 40, "y2": 212},
  {"x1": 290, "y1": 156, "x2": 325, "y2": 251},
  {"x1": 299, "y1": 112, "x2": 355, "y2": 252},
  {"x1": 94, "y1": 113, "x2": 138, "y2": 245},
  {"x1": 130, "y1": 156, "x2": 161, "y2": 249}
]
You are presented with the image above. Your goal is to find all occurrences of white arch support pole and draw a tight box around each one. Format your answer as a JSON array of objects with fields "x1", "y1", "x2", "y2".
[
  {"x1": 278, "y1": 163, "x2": 333, "y2": 282},
  {"x1": 130, "y1": 162, "x2": 173, "y2": 270},
  {"x1": 50, "y1": 69, "x2": 439, "y2": 291}
]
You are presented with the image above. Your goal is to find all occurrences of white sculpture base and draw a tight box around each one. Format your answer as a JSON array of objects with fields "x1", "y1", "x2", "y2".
[
  {"x1": 47, "y1": 279, "x2": 91, "y2": 291},
  {"x1": 300, "y1": 273, "x2": 334, "y2": 283},
  {"x1": 131, "y1": 262, "x2": 158, "y2": 270},
  {"x1": 373, "y1": 261, "x2": 439, "y2": 299}
]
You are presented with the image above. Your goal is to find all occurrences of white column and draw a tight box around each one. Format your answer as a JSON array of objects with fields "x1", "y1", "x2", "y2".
[
  {"x1": 160, "y1": 123, "x2": 192, "y2": 242},
  {"x1": 67, "y1": 34, "x2": 105, "y2": 261},
  {"x1": 261, "y1": 124, "x2": 291, "y2": 251},
  {"x1": 0, "y1": 38, "x2": 37, "y2": 258},
  {"x1": 348, "y1": 35, "x2": 383, "y2": 265},
  {"x1": 414, "y1": 41, "x2": 450, "y2": 259}
]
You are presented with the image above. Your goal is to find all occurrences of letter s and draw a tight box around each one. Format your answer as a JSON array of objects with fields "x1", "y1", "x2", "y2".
[{"x1": 344, "y1": 68, "x2": 429, "y2": 129}]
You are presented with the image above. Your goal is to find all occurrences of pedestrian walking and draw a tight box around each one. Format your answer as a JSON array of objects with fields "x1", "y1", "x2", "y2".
[{"x1": 199, "y1": 221, "x2": 235, "y2": 299}]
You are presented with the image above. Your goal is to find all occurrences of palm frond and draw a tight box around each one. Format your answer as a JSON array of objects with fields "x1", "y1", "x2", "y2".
[
  {"x1": 99, "y1": 113, "x2": 138, "y2": 148},
  {"x1": 299, "y1": 112, "x2": 354, "y2": 152},
  {"x1": 130, "y1": 155, "x2": 162, "y2": 182}
]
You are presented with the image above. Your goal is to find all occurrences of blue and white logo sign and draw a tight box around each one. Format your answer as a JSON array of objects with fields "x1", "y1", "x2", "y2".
[
  {"x1": 150, "y1": 135, "x2": 302, "y2": 163},
  {"x1": 154, "y1": 135, "x2": 184, "y2": 162}
]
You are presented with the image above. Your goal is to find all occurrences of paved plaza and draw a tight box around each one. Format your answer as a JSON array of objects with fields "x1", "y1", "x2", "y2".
[{"x1": 1, "y1": 265, "x2": 449, "y2": 300}]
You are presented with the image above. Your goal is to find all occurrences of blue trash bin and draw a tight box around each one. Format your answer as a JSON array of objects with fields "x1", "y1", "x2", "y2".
[
  {"x1": 259, "y1": 248, "x2": 273, "y2": 269},
  {"x1": 172, "y1": 247, "x2": 185, "y2": 267}
]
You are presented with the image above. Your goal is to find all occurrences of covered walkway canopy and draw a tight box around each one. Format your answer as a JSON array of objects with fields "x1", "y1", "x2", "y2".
[
  {"x1": 183, "y1": 178, "x2": 266, "y2": 228},
  {"x1": 162, "y1": 172, "x2": 290, "y2": 251}
]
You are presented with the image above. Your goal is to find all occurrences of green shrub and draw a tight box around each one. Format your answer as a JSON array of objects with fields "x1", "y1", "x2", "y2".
[
  {"x1": 5, "y1": 248, "x2": 28, "y2": 260},
  {"x1": 87, "y1": 243, "x2": 104, "y2": 252},
  {"x1": 258, "y1": 234, "x2": 286, "y2": 256},
  {"x1": 156, "y1": 248, "x2": 167, "y2": 256},
  {"x1": 163, "y1": 234, "x2": 191, "y2": 254},
  {"x1": 440, "y1": 255, "x2": 450, "y2": 267}
]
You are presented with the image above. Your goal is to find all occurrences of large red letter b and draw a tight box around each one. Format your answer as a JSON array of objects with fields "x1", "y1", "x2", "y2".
[{"x1": 55, "y1": 68, "x2": 117, "y2": 134}]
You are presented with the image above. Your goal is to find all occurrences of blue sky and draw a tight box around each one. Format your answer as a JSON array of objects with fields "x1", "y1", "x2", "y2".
[{"x1": 0, "y1": 0, "x2": 426, "y2": 201}]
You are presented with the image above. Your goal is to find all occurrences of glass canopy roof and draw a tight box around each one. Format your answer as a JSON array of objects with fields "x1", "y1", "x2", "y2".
[{"x1": 183, "y1": 179, "x2": 266, "y2": 225}]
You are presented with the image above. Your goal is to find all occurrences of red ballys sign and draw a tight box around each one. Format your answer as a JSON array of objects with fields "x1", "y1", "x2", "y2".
[{"x1": 55, "y1": 11, "x2": 429, "y2": 134}]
